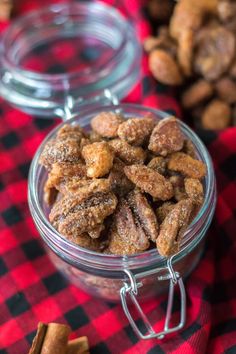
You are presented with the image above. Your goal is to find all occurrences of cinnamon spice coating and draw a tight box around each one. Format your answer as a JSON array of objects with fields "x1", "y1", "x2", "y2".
[{"x1": 39, "y1": 113, "x2": 206, "y2": 257}]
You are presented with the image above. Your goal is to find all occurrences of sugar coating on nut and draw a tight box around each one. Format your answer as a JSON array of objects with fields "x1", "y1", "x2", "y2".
[
  {"x1": 147, "y1": 156, "x2": 167, "y2": 175},
  {"x1": 91, "y1": 112, "x2": 124, "y2": 138},
  {"x1": 148, "y1": 116, "x2": 184, "y2": 156},
  {"x1": 124, "y1": 165, "x2": 174, "y2": 200},
  {"x1": 50, "y1": 192, "x2": 117, "y2": 238},
  {"x1": 168, "y1": 152, "x2": 207, "y2": 179},
  {"x1": 156, "y1": 199, "x2": 193, "y2": 257},
  {"x1": 184, "y1": 178, "x2": 204, "y2": 205},
  {"x1": 82, "y1": 142, "x2": 114, "y2": 178},
  {"x1": 109, "y1": 139, "x2": 146, "y2": 165},
  {"x1": 117, "y1": 117, "x2": 155, "y2": 146}
]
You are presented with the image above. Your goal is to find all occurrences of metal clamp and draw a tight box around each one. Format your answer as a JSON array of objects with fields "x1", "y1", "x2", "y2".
[{"x1": 120, "y1": 257, "x2": 186, "y2": 340}]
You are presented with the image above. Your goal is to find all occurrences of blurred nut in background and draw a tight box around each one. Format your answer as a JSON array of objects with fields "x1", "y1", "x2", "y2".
[
  {"x1": 145, "y1": 0, "x2": 236, "y2": 130},
  {"x1": 0, "y1": 0, "x2": 13, "y2": 21}
]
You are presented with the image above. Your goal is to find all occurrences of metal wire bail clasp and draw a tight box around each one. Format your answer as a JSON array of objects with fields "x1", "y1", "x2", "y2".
[{"x1": 120, "y1": 256, "x2": 186, "y2": 340}]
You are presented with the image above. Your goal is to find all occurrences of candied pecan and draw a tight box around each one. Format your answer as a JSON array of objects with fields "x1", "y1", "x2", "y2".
[
  {"x1": 217, "y1": 0, "x2": 236, "y2": 22},
  {"x1": 170, "y1": 1, "x2": 203, "y2": 40},
  {"x1": 128, "y1": 190, "x2": 159, "y2": 242},
  {"x1": 109, "y1": 139, "x2": 146, "y2": 165},
  {"x1": 156, "y1": 199, "x2": 193, "y2": 257},
  {"x1": 82, "y1": 142, "x2": 114, "y2": 178},
  {"x1": 181, "y1": 80, "x2": 213, "y2": 109},
  {"x1": 201, "y1": 99, "x2": 231, "y2": 130},
  {"x1": 108, "y1": 158, "x2": 134, "y2": 197},
  {"x1": 57, "y1": 124, "x2": 85, "y2": 141},
  {"x1": 59, "y1": 178, "x2": 111, "y2": 197},
  {"x1": 156, "y1": 201, "x2": 175, "y2": 223},
  {"x1": 149, "y1": 49, "x2": 183, "y2": 86},
  {"x1": 147, "y1": 156, "x2": 167, "y2": 175},
  {"x1": 0, "y1": 0, "x2": 13, "y2": 21},
  {"x1": 148, "y1": 116, "x2": 184, "y2": 156},
  {"x1": 124, "y1": 165, "x2": 173, "y2": 200},
  {"x1": 39, "y1": 136, "x2": 81, "y2": 170},
  {"x1": 168, "y1": 152, "x2": 206, "y2": 179},
  {"x1": 182, "y1": 140, "x2": 197, "y2": 159},
  {"x1": 46, "y1": 162, "x2": 87, "y2": 191},
  {"x1": 177, "y1": 30, "x2": 193, "y2": 77},
  {"x1": 194, "y1": 26, "x2": 235, "y2": 81},
  {"x1": 112, "y1": 191, "x2": 159, "y2": 251},
  {"x1": 49, "y1": 192, "x2": 117, "y2": 238},
  {"x1": 107, "y1": 226, "x2": 141, "y2": 255},
  {"x1": 113, "y1": 198, "x2": 150, "y2": 251},
  {"x1": 91, "y1": 112, "x2": 124, "y2": 138},
  {"x1": 117, "y1": 117, "x2": 155, "y2": 146},
  {"x1": 184, "y1": 178, "x2": 204, "y2": 205},
  {"x1": 215, "y1": 77, "x2": 236, "y2": 104},
  {"x1": 169, "y1": 175, "x2": 188, "y2": 201}
]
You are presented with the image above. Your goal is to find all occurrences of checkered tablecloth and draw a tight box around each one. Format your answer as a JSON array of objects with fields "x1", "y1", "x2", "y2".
[{"x1": 1, "y1": 1, "x2": 236, "y2": 353}]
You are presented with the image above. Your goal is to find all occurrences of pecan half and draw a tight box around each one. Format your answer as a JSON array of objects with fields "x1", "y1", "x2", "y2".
[
  {"x1": 168, "y1": 152, "x2": 207, "y2": 179},
  {"x1": 112, "y1": 190, "x2": 159, "y2": 251},
  {"x1": 82, "y1": 142, "x2": 114, "y2": 178},
  {"x1": 148, "y1": 117, "x2": 184, "y2": 156},
  {"x1": 49, "y1": 192, "x2": 117, "y2": 238},
  {"x1": 181, "y1": 80, "x2": 213, "y2": 109},
  {"x1": 194, "y1": 26, "x2": 235, "y2": 81},
  {"x1": 91, "y1": 112, "x2": 124, "y2": 138},
  {"x1": 117, "y1": 117, "x2": 155, "y2": 146},
  {"x1": 156, "y1": 199, "x2": 193, "y2": 257},
  {"x1": 215, "y1": 77, "x2": 236, "y2": 104},
  {"x1": 107, "y1": 226, "x2": 141, "y2": 255},
  {"x1": 149, "y1": 49, "x2": 183, "y2": 86},
  {"x1": 124, "y1": 165, "x2": 173, "y2": 200},
  {"x1": 201, "y1": 99, "x2": 231, "y2": 130},
  {"x1": 109, "y1": 139, "x2": 146, "y2": 164},
  {"x1": 184, "y1": 178, "x2": 204, "y2": 205}
]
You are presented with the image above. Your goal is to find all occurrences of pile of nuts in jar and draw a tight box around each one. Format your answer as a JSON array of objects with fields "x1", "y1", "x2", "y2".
[
  {"x1": 145, "y1": 0, "x2": 236, "y2": 130},
  {"x1": 39, "y1": 112, "x2": 206, "y2": 257}
]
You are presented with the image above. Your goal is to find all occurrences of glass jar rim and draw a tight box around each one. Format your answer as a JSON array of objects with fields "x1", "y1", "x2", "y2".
[
  {"x1": 1, "y1": 2, "x2": 129, "y2": 82},
  {"x1": 28, "y1": 103, "x2": 216, "y2": 271}
]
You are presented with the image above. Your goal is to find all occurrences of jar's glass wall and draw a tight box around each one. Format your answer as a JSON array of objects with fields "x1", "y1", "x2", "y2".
[{"x1": 28, "y1": 104, "x2": 217, "y2": 303}]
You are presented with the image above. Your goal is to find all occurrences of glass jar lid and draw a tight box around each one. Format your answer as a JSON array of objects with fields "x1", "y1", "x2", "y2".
[{"x1": 0, "y1": 2, "x2": 141, "y2": 117}]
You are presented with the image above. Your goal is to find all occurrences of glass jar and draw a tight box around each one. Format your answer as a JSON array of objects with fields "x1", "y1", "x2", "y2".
[
  {"x1": 0, "y1": 2, "x2": 141, "y2": 117},
  {"x1": 28, "y1": 104, "x2": 217, "y2": 339}
]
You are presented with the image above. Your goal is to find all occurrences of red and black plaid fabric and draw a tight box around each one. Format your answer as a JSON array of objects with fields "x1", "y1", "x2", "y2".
[{"x1": 1, "y1": 1, "x2": 236, "y2": 353}]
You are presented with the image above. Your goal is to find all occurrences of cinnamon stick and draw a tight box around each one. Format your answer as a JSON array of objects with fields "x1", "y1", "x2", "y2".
[
  {"x1": 41, "y1": 323, "x2": 71, "y2": 354},
  {"x1": 67, "y1": 337, "x2": 89, "y2": 354},
  {"x1": 29, "y1": 322, "x2": 47, "y2": 354}
]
